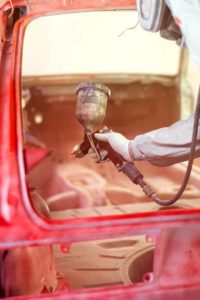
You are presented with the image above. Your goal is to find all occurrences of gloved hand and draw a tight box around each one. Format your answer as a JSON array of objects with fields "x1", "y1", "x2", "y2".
[{"x1": 88, "y1": 132, "x2": 132, "y2": 162}]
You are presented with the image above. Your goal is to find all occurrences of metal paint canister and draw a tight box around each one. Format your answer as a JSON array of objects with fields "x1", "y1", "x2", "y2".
[{"x1": 76, "y1": 82, "x2": 111, "y2": 131}]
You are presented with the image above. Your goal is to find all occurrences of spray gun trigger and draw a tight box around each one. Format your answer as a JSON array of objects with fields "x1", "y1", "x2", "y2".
[{"x1": 99, "y1": 126, "x2": 112, "y2": 134}]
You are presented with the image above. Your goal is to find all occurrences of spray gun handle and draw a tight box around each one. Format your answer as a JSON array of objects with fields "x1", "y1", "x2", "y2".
[
  {"x1": 98, "y1": 140, "x2": 144, "y2": 185},
  {"x1": 71, "y1": 131, "x2": 144, "y2": 185},
  {"x1": 72, "y1": 131, "x2": 122, "y2": 163}
]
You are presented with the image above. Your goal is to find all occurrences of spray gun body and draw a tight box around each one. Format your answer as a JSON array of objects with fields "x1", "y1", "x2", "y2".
[
  {"x1": 72, "y1": 81, "x2": 154, "y2": 200},
  {"x1": 72, "y1": 130, "x2": 146, "y2": 187}
]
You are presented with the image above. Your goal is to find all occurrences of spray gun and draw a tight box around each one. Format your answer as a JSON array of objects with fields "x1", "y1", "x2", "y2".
[
  {"x1": 71, "y1": 81, "x2": 159, "y2": 204},
  {"x1": 71, "y1": 82, "x2": 200, "y2": 206}
]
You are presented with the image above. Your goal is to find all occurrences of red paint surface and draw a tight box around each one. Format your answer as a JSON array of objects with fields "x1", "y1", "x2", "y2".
[
  {"x1": 0, "y1": 0, "x2": 200, "y2": 299},
  {"x1": 24, "y1": 147, "x2": 51, "y2": 171}
]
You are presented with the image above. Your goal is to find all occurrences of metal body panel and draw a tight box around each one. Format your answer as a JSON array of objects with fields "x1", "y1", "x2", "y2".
[{"x1": 0, "y1": 0, "x2": 200, "y2": 299}]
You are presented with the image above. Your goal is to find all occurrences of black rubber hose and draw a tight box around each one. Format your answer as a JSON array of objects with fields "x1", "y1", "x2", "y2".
[{"x1": 146, "y1": 85, "x2": 200, "y2": 206}]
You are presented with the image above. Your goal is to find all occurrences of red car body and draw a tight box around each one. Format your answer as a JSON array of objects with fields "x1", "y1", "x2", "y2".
[{"x1": 1, "y1": 1, "x2": 200, "y2": 299}]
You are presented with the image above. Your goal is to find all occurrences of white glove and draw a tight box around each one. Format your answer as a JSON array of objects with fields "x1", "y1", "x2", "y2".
[{"x1": 89, "y1": 132, "x2": 132, "y2": 162}]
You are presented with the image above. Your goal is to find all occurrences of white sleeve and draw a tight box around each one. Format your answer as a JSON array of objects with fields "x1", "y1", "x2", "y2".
[{"x1": 129, "y1": 113, "x2": 200, "y2": 166}]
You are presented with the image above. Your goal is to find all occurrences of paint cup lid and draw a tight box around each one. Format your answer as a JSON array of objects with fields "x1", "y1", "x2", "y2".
[{"x1": 76, "y1": 81, "x2": 111, "y2": 98}]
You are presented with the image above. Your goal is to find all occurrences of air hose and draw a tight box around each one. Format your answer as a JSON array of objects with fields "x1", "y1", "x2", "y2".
[{"x1": 142, "y1": 85, "x2": 200, "y2": 206}]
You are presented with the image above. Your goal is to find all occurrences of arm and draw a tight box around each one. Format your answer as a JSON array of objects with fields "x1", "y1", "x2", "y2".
[
  {"x1": 130, "y1": 113, "x2": 200, "y2": 166},
  {"x1": 94, "y1": 113, "x2": 200, "y2": 167}
]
